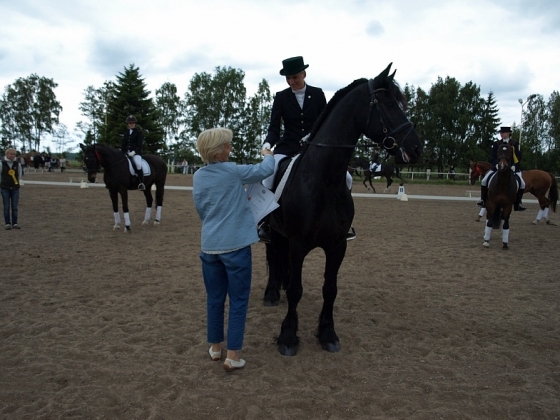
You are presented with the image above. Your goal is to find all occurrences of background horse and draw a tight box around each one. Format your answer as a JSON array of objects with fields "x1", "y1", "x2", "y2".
[
  {"x1": 349, "y1": 156, "x2": 403, "y2": 192},
  {"x1": 470, "y1": 160, "x2": 558, "y2": 224},
  {"x1": 264, "y1": 63, "x2": 422, "y2": 356},
  {"x1": 80, "y1": 143, "x2": 167, "y2": 232},
  {"x1": 483, "y1": 145, "x2": 517, "y2": 249}
]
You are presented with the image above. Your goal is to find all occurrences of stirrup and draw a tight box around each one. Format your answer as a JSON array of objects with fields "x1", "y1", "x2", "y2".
[
  {"x1": 514, "y1": 204, "x2": 526, "y2": 212},
  {"x1": 138, "y1": 183, "x2": 146, "y2": 191},
  {"x1": 476, "y1": 200, "x2": 484, "y2": 207}
]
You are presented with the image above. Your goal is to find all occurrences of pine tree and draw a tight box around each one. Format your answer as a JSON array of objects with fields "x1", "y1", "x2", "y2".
[{"x1": 103, "y1": 64, "x2": 164, "y2": 154}]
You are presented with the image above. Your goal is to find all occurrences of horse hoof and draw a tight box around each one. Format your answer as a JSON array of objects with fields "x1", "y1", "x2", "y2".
[
  {"x1": 278, "y1": 344, "x2": 297, "y2": 357},
  {"x1": 502, "y1": 243, "x2": 509, "y2": 250},
  {"x1": 321, "y1": 341, "x2": 341, "y2": 353},
  {"x1": 482, "y1": 241, "x2": 490, "y2": 248},
  {"x1": 532, "y1": 220, "x2": 538, "y2": 225},
  {"x1": 154, "y1": 221, "x2": 160, "y2": 226},
  {"x1": 142, "y1": 220, "x2": 149, "y2": 226},
  {"x1": 124, "y1": 226, "x2": 131, "y2": 233},
  {"x1": 263, "y1": 299, "x2": 279, "y2": 307},
  {"x1": 113, "y1": 225, "x2": 120, "y2": 231}
]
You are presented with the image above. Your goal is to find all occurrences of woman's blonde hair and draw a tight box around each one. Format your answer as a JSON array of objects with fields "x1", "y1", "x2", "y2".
[{"x1": 196, "y1": 128, "x2": 233, "y2": 163}]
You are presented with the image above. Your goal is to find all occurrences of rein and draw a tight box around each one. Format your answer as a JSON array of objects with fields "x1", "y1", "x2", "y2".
[
  {"x1": 87, "y1": 147, "x2": 126, "y2": 173},
  {"x1": 308, "y1": 80, "x2": 413, "y2": 151}
]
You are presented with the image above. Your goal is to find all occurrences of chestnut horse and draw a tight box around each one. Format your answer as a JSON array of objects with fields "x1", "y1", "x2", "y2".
[{"x1": 470, "y1": 160, "x2": 558, "y2": 224}]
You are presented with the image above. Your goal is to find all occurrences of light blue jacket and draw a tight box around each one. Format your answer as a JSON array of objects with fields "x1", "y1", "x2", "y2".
[{"x1": 193, "y1": 155, "x2": 274, "y2": 253}]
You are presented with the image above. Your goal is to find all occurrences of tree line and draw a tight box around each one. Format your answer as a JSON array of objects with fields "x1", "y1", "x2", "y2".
[{"x1": 1, "y1": 64, "x2": 559, "y2": 174}]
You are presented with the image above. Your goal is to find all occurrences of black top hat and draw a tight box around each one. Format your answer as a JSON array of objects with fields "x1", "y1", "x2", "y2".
[
  {"x1": 499, "y1": 126, "x2": 512, "y2": 133},
  {"x1": 279, "y1": 56, "x2": 309, "y2": 76}
]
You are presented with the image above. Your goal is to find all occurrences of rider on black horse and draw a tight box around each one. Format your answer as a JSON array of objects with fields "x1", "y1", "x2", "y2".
[
  {"x1": 477, "y1": 126, "x2": 526, "y2": 211},
  {"x1": 369, "y1": 147, "x2": 381, "y2": 173},
  {"x1": 121, "y1": 115, "x2": 146, "y2": 191}
]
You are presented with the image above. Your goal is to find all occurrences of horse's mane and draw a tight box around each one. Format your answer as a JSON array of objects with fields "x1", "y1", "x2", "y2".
[{"x1": 306, "y1": 72, "x2": 407, "y2": 145}]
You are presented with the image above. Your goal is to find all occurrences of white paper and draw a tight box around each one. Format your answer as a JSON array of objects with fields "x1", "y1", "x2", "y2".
[{"x1": 245, "y1": 183, "x2": 279, "y2": 224}]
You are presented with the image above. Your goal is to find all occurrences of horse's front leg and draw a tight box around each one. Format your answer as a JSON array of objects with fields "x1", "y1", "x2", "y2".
[
  {"x1": 277, "y1": 241, "x2": 306, "y2": 356},
  {"x1": 141, "y1": 188, "x2": 154, "y2": 226},
  {"x1": 385, "y1": 177, "x2": 393, "y2": 193},
  {"x1": 109, "y1": 189, "x2": 121, "y2": 231},
  {"x1": 501, "y1": 210, "x2": 511, "y2": 250},
  {"x1": 120, "y1": 189, "x2": 131, "y2": 232},
  {"x1": 317, "y1": 243, "x2": 345, "y2": 353}
]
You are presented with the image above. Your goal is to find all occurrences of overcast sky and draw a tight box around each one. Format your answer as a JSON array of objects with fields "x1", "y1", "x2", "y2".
[{"x1": 1, "y1": 0, "x2": 559, "y2": 151}]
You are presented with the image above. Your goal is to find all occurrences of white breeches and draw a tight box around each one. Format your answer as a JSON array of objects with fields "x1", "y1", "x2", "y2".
[{"x1": 481, "y1": 169, "x2": 525, "y2": 189}]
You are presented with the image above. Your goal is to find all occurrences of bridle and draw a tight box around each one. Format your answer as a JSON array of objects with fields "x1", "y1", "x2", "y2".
[
  {"x1": 84, "y1": 146, "x2": 126, "y2": 174},
  {"x1": 308, "y1": 79, "x2": 414, "y2": 152},
  {"x1": 496, "y1": 145, "x2": 513, "y2": 171}
]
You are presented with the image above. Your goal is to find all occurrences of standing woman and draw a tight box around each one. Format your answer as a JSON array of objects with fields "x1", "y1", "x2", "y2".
[
  {"x1": 1, "y1": 148, "x2": 23, "y2": 230},
  {"x1": 193, "y1": 127, "x2": 274, "y2": 372}
]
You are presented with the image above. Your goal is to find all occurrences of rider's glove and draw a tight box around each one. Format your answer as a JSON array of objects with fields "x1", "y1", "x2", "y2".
[
  {"x1": 128, "y1": 151, "x2": 136, "y2": 157},
  {"x1": 262, "y1": 142, "x2": 271, "y2": 151}
]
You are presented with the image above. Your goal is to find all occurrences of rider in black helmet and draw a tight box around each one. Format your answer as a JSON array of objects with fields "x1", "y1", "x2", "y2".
[{"x1": 121, "y1": 115, "x2": 146, "y2": 191}]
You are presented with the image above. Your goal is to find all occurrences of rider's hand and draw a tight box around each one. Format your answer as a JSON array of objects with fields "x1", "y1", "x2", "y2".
[
  {"x1": 262, "y1": 142, "x2": 271, "y2": 151},
  {"x1": 128, "y1": 151, "x2": 136, "y2": 157}
]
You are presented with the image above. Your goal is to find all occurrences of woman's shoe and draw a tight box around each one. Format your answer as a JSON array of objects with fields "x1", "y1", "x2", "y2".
[
  {"x1": 208, "y1": 346, "x2": 222, "y2": 361},
  {"x1": 223, "y1": 358, "x2": 246, "y2": 372}
]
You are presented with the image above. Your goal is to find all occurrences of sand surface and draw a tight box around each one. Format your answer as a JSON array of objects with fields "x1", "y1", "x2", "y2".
[{"x1": 1, "y1": 170, "x2": 559, "y2": 419}]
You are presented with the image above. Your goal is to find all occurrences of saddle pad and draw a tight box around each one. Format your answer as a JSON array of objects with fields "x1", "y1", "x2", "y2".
[
  {"x1": 127, "y1": 158, "x2": 151, "y2": 176},
  {"x1": 488, "y1": 171, "x2": 521, "y2": 189}
]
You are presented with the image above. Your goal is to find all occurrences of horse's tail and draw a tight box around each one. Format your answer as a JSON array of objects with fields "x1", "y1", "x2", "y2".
[{"x1": 548, "y1": 173, "x2": 558, "y2": 212}]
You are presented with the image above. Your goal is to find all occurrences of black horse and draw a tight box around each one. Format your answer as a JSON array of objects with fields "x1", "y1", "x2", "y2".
[
  {"x1": 80, "y1": 143, "x2": 167, "y2": 232},
  {"x1": 349, "y1": 156, "x2": 403, "y2": 193},
  {"x1": 263, "y1": 63, "x2": 422, "y2": 356},
  {"x1": 483, "y1": 144, "x2": 517, "y2": 250}
]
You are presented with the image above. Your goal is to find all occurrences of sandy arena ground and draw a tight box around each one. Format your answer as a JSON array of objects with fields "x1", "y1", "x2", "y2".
[{"x1": 1, "y1": 170, "x2": 559, "y2": 419}]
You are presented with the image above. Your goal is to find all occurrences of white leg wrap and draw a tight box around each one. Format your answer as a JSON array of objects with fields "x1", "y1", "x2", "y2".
[
  {"x1": 543, "y1": 207, "x2": 549, "y2": 219},
  {"x1": 155, "y1": 206, "x2": 162, "y2": 221},
  {"x1": 536, "y1": 208, "x2": 544, "y2": 221},
  {"x1": 502, "y1": 228, "x2": 509, "y2": 244},
  {"x1": 124, "y1": 212, "x2": 131, "y2": 226},
  {"x1": 483, "y1": 225, "x2": 492, "y2": 241},
  {"x1": 479, "y1": 207, "x2": 486, "y2": 217},
  {"x1": 114, "y1": 212, "x2": 121, "y2": 225},
  {"x1": 144, "y1": 207, "x2": 152, "y2": 222}
]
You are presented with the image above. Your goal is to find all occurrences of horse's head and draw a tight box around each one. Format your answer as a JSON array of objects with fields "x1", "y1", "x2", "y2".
[
  {"x1": 80, "y1": 143, "x2": 100, "y2": 183},
  {"x1": 365, "y1": 63, "x2": 422, "y2": 164},
  {"x1": 496, "y1": 144, "x2": 513, "y2": 172}
]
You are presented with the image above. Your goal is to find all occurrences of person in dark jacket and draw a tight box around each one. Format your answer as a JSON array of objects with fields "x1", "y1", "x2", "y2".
[
  {"x1": 121, "y1": 115, "x2": 146, "y2": 191},
  {"x1": 477, "y1": 126, "x2": 526, "y2": 211},
  {"x1": 1, "y1": 148, "x2": 23, "y2": 229},
  {"x1": 259, "y1": 56, "x2": 356, "y2": 241}
]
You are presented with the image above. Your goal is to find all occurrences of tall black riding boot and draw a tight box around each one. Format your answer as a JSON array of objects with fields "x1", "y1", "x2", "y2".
[
  {"x1": 137, "y1": 168, "x2": 146, "y2": 191},
  {"x1": 257, "y1": 217, "x2": 271, "y2": 243},
  {"x1": 477, "y1": 185, "x2": 488, "y2": 207},
  {"x1": 514, "y1": 188, "x2": 526, "y2": 211}
]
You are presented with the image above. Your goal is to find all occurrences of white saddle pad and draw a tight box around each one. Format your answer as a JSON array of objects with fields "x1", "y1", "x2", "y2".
[{"x1": 127, "y1": 158, "x2": 151, "y2": 176}]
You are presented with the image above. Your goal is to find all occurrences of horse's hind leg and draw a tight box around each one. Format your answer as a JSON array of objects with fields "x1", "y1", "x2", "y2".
[
  {"x1": 263, "y1": 236, "x2": 289, "y2": 306},
  {"x1": 154, "y1": 182, "x2": 165, "y2": 225}
]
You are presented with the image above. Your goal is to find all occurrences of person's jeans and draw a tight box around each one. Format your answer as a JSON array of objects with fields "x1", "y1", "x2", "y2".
[
  {"x1": 200, "y1": 247, "x2": 252, "y2": 351},
  {"x1": 1, "y1": 188, "x2": 19, "y2": 225}
]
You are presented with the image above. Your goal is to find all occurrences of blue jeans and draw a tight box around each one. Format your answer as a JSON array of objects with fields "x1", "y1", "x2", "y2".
[
  {"x1": 200, "y1": 247, "x2": 252, "y2": 351},
  {"x1": 1, "y1": 188, "x2": 19, "y2": 225}
]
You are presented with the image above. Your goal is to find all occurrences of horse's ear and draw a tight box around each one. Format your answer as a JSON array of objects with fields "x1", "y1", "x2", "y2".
[
  {"x1": 79, "y1": 143, "x2": 85, "y2": 151},
  {"x1": 382, "y1": 63, "x2": 393, "y2": 79},
  {"x1": 389, "y1": 69, "x2": 397, "y2": 81}
]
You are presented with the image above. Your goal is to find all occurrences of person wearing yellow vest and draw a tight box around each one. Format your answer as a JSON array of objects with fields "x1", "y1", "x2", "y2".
[
  {"x1": 477, "y1": 126, "x2": 526, "y2": 211},
  {"x1": 1, "y1": 148, "x2": 23, "y2": 229}
]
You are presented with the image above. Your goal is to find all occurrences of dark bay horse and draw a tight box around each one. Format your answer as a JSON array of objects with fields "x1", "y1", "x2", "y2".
[
  {"x1": 349, "y1": 156, "x2": 403, "y2": 192},
  {"x1": 483, "y1": 145, "x2": 517, "y2": 249},
  {"x1": 264, "y1": 64, "x2": 422, "y2": 356},
  {"x1": 80, "y1": 143, "x2": 167, "y2": 232},
  {"x1": 470, "y1": 160, "x2": 558, "y2": 224}
]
